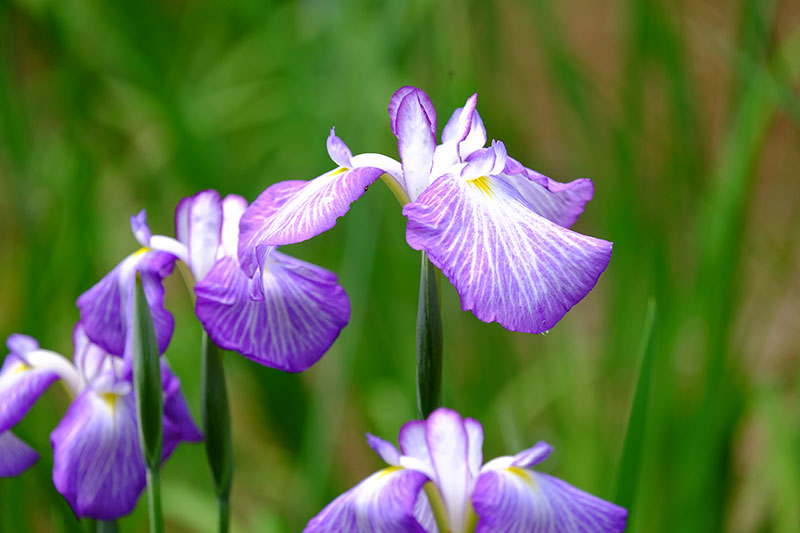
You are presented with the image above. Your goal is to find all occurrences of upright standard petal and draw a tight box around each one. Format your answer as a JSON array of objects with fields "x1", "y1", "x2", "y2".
[
  {"x1": 237, "y1": 166, "x2": 383, "y2": 276},
  {"x1": 472, "y1": 468, "x2": 627, "y2": 533},
  {"x1": 403, "y1": 173, "x2": 612, "y2": 334},
  {"x1": 305, "y1": 467, "x2": 430, "y2": 533},
  {"x1": 389, "y1": 86, "x2": 436, "y2": 138},
  {"x1": 195, "y1": 250, "x2": 350, "y2": 372},
  {"x1": 396, "y1": 90, "x2": 437, "y2": 201},
  {"x1": 77, "y1": 249, "x2": 176, "y2": 357},
  {"x1": 0, "y1": 351, "x2": 59, "y2": 433},
  {"x1": 442, "y1": 104, "x2": 486, "y2": 158},
  {"x1": 174, "y1": 190, "x2": 223, "y2": 282},
  {"x1": 0, "y1": 431, "x2": 38, "y2": 476},
  {"x1": 51, "y1": 387, "x2": 146, "y2": 520}
]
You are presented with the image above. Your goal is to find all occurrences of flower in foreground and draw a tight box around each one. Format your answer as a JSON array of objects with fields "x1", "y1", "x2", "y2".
[
  {"x1": 305, "y1": 408, "x2": 627, "y2": 533},
  {"x1": 0, "y1": 327, "x2": 201, "y2": 519},
  {"x1": 78, "y1": 190, "x2": 350, "y2": 372},
  {"x1": 238, "y1": 86, "x2": 612, "y2": 335}
]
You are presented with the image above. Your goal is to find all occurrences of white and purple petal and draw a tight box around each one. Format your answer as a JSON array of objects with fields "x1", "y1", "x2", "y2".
[
  {"x1": 367, "y1": 433, "x2": 402, "y2": 466},
  {"x1": 51, "y1": 387, "x2": 146, "y2": 520},
  {"x1": 130, "y1": 210, "x2": 151, "y2": 247},
  {"x1": 0, "y1": 431, "x2": 38, "y2": 477},
  {"x1": 237, "y1": 166, "x2": 383, "y2": 276},
  {"x1": 174, "y1": 190, "x2": 223, "y2": 282},
  {"x1": 195, "y1": 250, "x2": 350, "y2": 372},
  {"x1": 472, "y1": 468, "x2": 628, "y2": 533},
  {"x1": 442, "y1": 102, "x2": 486, "y2": 158},
  {"x1": 327, "y1": 128, "x2": 353, "y2": 168},
  {"x1": 0, "y1": 352, "x2": 60, "y2": 433},
  {"x1": 396, "y1": 89, "x2": 437, "y2": 201},
  {"x1": 389, "y1": 86, "x2": 436, "y2": 138},
  {"x1": 220, "y1": 194, "x2": 249, "y2": 257},
  {"x1": 403, "y1": 173, "x2": 612, "y2": 334},
  {"x1": 305, "y1": 467, "x2": 430, "y2": 533}
]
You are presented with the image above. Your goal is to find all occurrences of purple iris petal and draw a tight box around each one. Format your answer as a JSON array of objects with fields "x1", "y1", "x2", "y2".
[
  {"x1": 195, "y1": 250, "x2": 350, "y2": 372},
  {"x1": 51, "y1": 387, "x2": 146, "y2": 520},
  {"x1": 389, "y1": 86, "x2": 436, "y2": 138},
  {"x1": 367, "y1": 433, "x2": 402, "y2": 466},
  {"x1": 501, "y1": 157, "x2": 595, "y2": 228},
  {"x1": 396, "y1": 89, "x2": 437, "y2": 201},
  {"x1": 77, "y1": 249, "x2": 176, "y2": 357},
  {"x1": 130, "y1": 210, "x2": 152, "y2": 247},
  {"x1": 0, "y1": 352, "x2": 59, "y2": 434},
  {"x1": 161, "y1": 360, "x2": 202, "y2": 458},
  {"x1": 221, "y1": 194, "x2": 248, "y2": 256},
  {"x1": 304, "y1": 467, "x2": 430, "y2": 533},
  {"x1": 6, "y1": 334, "x2": 39, "y2": 357},
  {"x1": 0, "y1": 431, "x2": 38, "y2": 477},
  {"x1": 174, "y1": 190, "x2": 224, "y2": 282},
  {"x1": 72, "y1": 324, "x2": 112, "y2": 385},
  {"x1": 403, "y1": 172, "x2": 612, "y2": 334},
  {"x1": 472, "y1": 468, "x2": 628, "y2": 533},
  {"x1": 441, "y1": 94, "x2": 478, "y2": 146},
  {"x1": 326, "y1": 128, "x2": 353, "y2": 168},
  {"x1": 237, "y1": 166, "x2": 384, "y2": 276},
  {"x1": 442, "y1": 102, "x2": 486, "y2": 158}
]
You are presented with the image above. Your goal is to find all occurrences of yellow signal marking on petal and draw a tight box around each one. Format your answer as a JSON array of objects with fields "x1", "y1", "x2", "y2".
[
  {"x1": 101, "y1": 393, "x2": 117, "y2": 412},
  {"x1": 12, "y1": 362, "x2": 31, "y2": 374},
  {"x1": 330, "y1": 167, "x2": 349, "y2": 176},
  {"x1": 507, "y1": 466, "x2": 536, "y2": 488},
  {"x1": 132, "y1": 246, "x2": 150, "y2": 258},
  {"x1": 468, "y1": 176, "x2": 493, "y2": 197},
  {"x1": 376, "y1": 466, "x2": 402, "y2": 480}
]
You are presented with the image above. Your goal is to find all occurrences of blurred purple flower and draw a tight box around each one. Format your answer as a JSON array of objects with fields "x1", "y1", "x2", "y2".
[
  {"x1": 0, "y1": 326, "x2": 201, "y2": 519},
  {"x1": 78, "y1": 190, "x2": 350, "y2": 372},
  {"x1": 238, "y1": 87, "x2": 612, "y2": 335},
  {"x1": 305, "y1": 407, "x2": 627, "y2": 533}
]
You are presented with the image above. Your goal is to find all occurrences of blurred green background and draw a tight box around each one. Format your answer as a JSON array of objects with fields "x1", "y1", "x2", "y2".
[{"x1": 1, "y1": 0, "x2": 799, "y2": 531}]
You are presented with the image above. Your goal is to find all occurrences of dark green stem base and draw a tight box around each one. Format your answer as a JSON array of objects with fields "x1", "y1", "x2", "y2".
[{"x1": 416, "y1": 252, "x2": 443, "y2": 419}]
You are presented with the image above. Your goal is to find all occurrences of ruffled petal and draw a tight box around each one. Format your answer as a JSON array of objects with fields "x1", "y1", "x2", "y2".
[
  {"x1": 174, "y1": 190, "x2": 223, "y2": 282},
  {"x1": 472, "y1": 468, "x2": 627, "y2": 533},
  {"x1": 237, "y1": 166, "x2": 383, "y2": 276},
  {"x1": 403, "y1": 173, "x2": 612, "y2": 334},
  {"x1": 304, "y1": 467, "x2": 430, "y2": 533},
  {"x1": 195, "y1": 251, "x2": 350, "y2": 372},
  {"x1": 0, "y1": 353, "x2": 59, "y2": 433},
  {"x1": 51, "y1": 388, "x2": 146, "y2": 520},
  {"x1": 160, "y1": 360, "x2": 202, "y2": 458},
  {"x1": 0, "y1": 431, "x2": 38, "y2": 477},
  {"x1": 77, "y1": 250, "x2": 175, "y2": 357},
  {"x1": 396, "y1": 89, "x2": 436, "y2": 201},
  {"x1": 501, "y1": 157, "x2": 595, "y2": 228}
]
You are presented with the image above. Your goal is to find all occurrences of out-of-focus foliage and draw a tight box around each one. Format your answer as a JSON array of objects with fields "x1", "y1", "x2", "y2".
[{"x1": 1, "y1": 0, "x2": 799, "y2": 531}]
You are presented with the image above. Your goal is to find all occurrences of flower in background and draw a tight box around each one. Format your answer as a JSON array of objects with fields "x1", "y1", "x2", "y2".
[
  {"x1": 0, "y1": 327, "x2": 201, "y2": 519},
  {"x1": 305, "y1": 407, "x2": 627, "y2": 533},
  {"x1": 238, "y1": 86, "x2": 612, "y2": 335},
  {"x1": 78, "y1": 190, "x2": 350, "y2": 372}
]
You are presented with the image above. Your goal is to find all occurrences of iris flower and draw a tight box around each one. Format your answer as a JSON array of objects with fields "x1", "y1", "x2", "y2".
[
  {"x1": 78, "y1": 190, "x2": 350, "y2": 372},
  {"x1": 239, "y1": 86, "x2": 612, "y2": 334},
  {"x1": 0, "y1": 326, "x2": 201, "y2": 519},
  {"x1": 305, "y1": 407, "x2": 626, "y2": 533}
]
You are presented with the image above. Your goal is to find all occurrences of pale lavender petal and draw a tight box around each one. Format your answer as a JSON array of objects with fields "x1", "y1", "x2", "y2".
[
  {"x1": 160, "y1": 361, "x2": 202, "y2": 458},
  {"x1": 511, "y1": 442, "x2": 552, "y2": 469},
  {"x1": 7, "y1": 334, "x2": 38, "y2": 358},
  {"x1": 195, "y1": 250, "x2": 350, "y2": 372},
  {"x1": 220, "y1": 194, "x2": 248, "y2": 257},
  {"x1": 441, "y1": 94, "x2": 478, "y2": 145},
  {"x1": 0, "y1": 431, "x2": 38, "y2": 476},
  {"x1": 72, "y1": 324, "x2": 113, "y2": 386},
  {"x1": 130, "y1": 210, "x2": 151, "y2": 247},
  {"x1": 176, "y1": 190, "x2": 223, "y2": 282},
  {"x1": 472, "y1": 468, "x2": 627, "y2": 533},
  {"x1": 396, "y1": 90, "x2": 436, "y2": 201},
  {"x1": 327, "y1": 128, "x2": 353, "y2": 168},
  {"x1": 501, "y1": 157, "x2": 595, "y2": 228},
  {"x1": 0, "y1": 352, "x2": 59, "y2": 433},
  {"x1": 403, "y1": 173, "x2": 612, "y2": 334},
  {"x1": 304, "y1": 467, "x2": 430, "y2": 533},
  {"x1": 465, "y1": 417, "x2": 484, "y2": 479},
  {"x1": 442, "y1": 107, "x2": 486, "y2": 159},
  {"x1": 77, "y1": 250, "x2": 175, "y2": 357},
  {"x1": 237, "y1": 166, "x2": 383, "y2": 276},
  {"x1": 423, "y1": 408, "x2": 472, "y2": 533},
  {"x1": 51, "y1": 388, "x2": 146, "y2": 520},
  {"x1": 398, "y1": 420, "x2": 432, "y2": 467},
  {"x1": 389, "y1": 86, "x2": 436, "y2": 138},
  {"x1": 367, "y1": 433, "x2": 401, "y2": 466},
  {"x1": 413, "y1": 490, "x2": 438, "y2": 533}
]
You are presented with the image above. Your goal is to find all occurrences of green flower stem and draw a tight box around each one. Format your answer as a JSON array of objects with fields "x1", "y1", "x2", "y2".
[
  {"x1": 96, "y1": 521, "x2": 119, "y2": 533},
  {"x1": 132, "y1": 275, "x2": 164, "y2": 533},
  {"x1": 202, "y1": 332, "x2": 233, "y2": 533},
  {"x1": 423, "y1": 483, "x2": 449, "y2": 533},
  {"x1": 416, "y1": 252, "x2": 443, "y2": 419},
  {"x1": 379, "y1": 173, "x2": 410, "y2": 205}
]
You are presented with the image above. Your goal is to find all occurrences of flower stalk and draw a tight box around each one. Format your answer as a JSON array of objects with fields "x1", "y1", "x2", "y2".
[
  {"x1": 132, "y1": 275, "x2": 164, "y2": 533},
  {"x1": 416, "y1": 252, "x2": 443, "y2": 419},
  {"x1": 202, "y1": 332, "x2": 233, "y2": 533}
]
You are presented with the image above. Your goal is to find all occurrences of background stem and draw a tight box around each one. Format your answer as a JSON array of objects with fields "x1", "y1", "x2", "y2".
[{"x1": 146, "y1": 468, "x2": 163, "y2": 533}]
